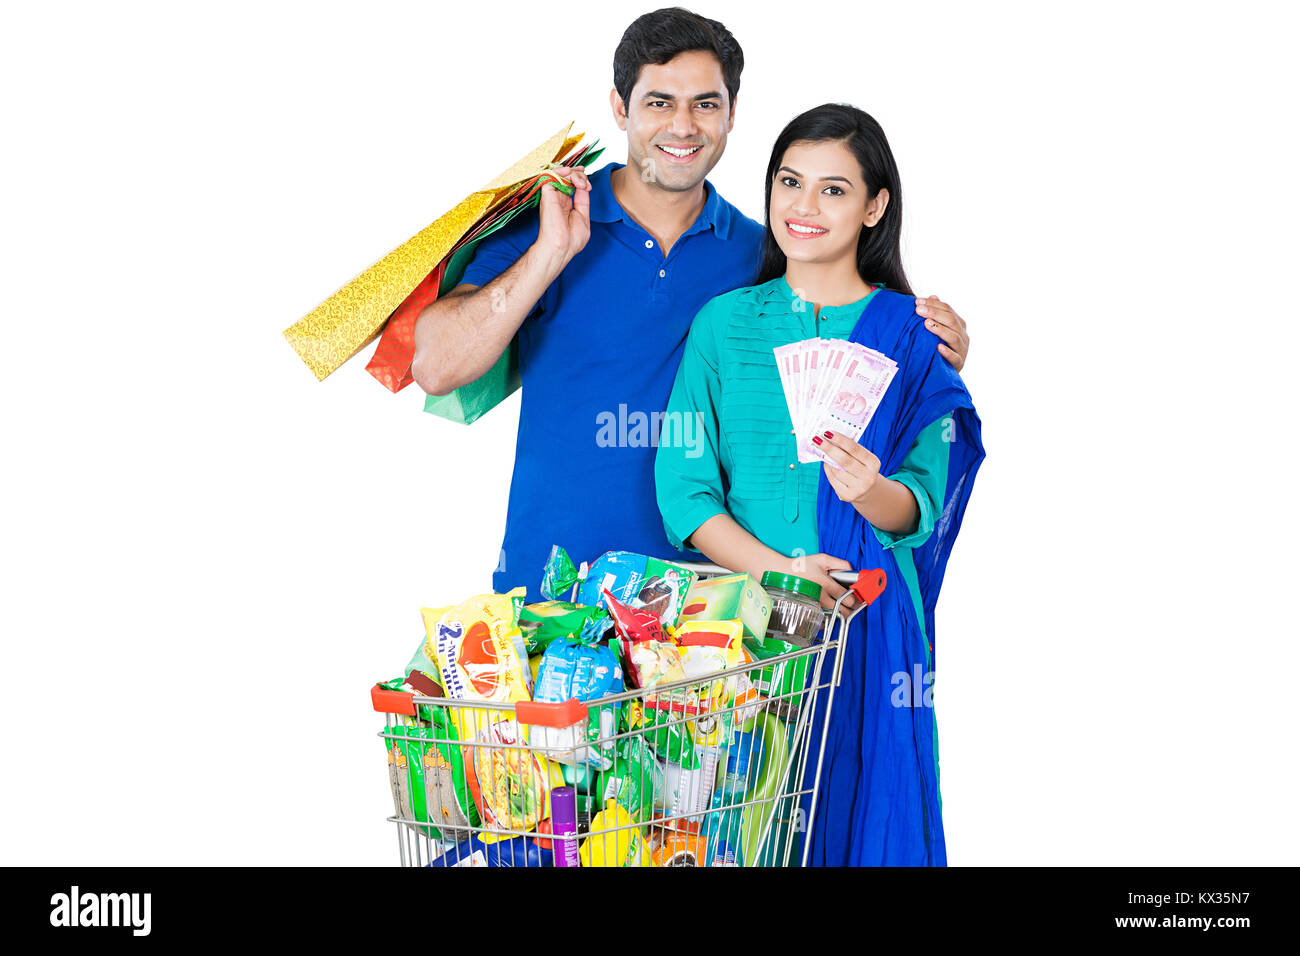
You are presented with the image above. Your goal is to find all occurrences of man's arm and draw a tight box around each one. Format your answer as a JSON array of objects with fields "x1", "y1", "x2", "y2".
[{"x1": 411, "y1": 166, "x2": 591, "y2": 396}]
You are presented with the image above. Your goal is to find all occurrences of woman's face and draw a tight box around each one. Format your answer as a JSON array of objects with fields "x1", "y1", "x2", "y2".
[{"x1": 768, "y1": 139, "x2": 888, "y2": 270}]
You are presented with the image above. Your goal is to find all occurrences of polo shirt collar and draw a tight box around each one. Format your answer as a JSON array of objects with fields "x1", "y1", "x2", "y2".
[{"x1": 588, "y1": 162, "x2": 733, "y2": 239}]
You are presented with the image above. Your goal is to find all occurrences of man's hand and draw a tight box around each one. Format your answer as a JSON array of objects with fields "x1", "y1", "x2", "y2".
[
  {"x1": 916, "y1": 295, "x2": 969, "y2": 372},
  {"x1": 535, "y1": 165, "x2": 592, "y2": 265}
]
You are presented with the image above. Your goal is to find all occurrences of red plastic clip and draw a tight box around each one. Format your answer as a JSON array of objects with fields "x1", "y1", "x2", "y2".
[
  {"x1": 370, "y1": 683, "x2": 417, "y2": 717},
  {"x1": 851, "y1": 568, "x2": 888, "y2": 607}
]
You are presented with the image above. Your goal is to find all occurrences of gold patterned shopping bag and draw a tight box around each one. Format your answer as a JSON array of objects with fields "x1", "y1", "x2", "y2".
[{"x1": 283, "y1": 124, "x2": 583, "y2": 382}]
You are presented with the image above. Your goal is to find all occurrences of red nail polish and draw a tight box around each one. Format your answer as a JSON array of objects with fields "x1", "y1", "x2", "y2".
[
  {"x1": 812, "y1": 436, "x2": 822, "y2": 445},
  {"x1": 823, "y1": 431, "x2": 834, "y2": 439}
]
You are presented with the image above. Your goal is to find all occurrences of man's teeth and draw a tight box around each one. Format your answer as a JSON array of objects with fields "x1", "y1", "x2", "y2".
[
  {"x1": 658, "y1": 145, "x2": 701, "y2": 157},
  {"x1": 788, "y1": 223, "x2": 827, "y2": 234}
]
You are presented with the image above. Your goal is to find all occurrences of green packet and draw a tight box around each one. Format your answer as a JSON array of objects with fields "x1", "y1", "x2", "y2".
[
  {"x1": 379, "y1": 678, "x2": 480, "y2": 836},
  {"x1": 594, "y1": 735, "x2": 662, "y2": 822},
  {"x1": 518, "y1": 600, "x2": 608, "y2": 655},
  {"x1": 743, "y1": 636, "x2": 812, "y2": 719}
]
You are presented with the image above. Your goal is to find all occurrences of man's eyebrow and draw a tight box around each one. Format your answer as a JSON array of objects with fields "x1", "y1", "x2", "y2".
[
  {"x1": 778, "y1": 165, "x2": 854, "y2": 185},
  {"x1": 642, "y1": 91, "x2": 724, "y2": 102}
]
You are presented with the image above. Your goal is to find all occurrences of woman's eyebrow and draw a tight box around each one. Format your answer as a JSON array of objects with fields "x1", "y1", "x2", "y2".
[{"x1": 778, "y1": 165, "x2": 855, "y2": 186}]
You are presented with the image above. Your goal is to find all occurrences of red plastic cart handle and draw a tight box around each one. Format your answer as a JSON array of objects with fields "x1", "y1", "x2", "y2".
[
  {"x1": 371, "y1": 683, "x2": 417, "y2": 716},
  {"x1": 851, "y1": 568, "x2": 888, "y2": 606},
  {"x1": 516, "y1": 699, "x2": 588, "y2": 728}
]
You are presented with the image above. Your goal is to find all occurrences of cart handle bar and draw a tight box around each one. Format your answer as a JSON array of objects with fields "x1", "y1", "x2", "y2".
[
  {"x1": 371, "y1": 683, "x2": 590, "y2": 728},
  {"x1": 672, "y1": 560, "x2": 887, "y2": 607}
]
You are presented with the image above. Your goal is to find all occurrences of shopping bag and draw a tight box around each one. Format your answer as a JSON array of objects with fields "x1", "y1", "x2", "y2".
[{"x1": 283, "y1": 124, "x2": 591, "y2": 383}]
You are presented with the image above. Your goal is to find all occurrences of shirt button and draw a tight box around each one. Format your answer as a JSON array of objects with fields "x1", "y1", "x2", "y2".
[
  {"x1": 644, "y1": 239, "x2": 654, "y2": 249},
  {"x1": 659, "y1": 269, "x2": 666, "y2": 278},
  {"x1": 788, "y1": 463, "x2": 796, "y2": 470}
]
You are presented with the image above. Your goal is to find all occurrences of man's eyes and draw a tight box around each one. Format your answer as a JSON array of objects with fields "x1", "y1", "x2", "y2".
[{"x1": 648, "y1": 100, "x2": 720, "y2": 109}]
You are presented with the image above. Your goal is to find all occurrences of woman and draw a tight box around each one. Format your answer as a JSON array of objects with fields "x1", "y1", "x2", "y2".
[{"x1": 654, "y1": 103, "x2": 984, "y2": 866}]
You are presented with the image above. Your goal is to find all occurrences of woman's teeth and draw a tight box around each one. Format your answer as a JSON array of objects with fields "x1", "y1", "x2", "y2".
[
  {"x1": 787, "y1": 222, "x2": 827, "y2": 234},
  {"x1": 658, "y1": 145, "x2": 701, "y2": 157}
]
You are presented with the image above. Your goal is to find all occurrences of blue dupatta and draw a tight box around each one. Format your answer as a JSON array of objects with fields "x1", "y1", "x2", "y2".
[{"x1": 802, "y1": 288, "x2": 985, "y2": 866}]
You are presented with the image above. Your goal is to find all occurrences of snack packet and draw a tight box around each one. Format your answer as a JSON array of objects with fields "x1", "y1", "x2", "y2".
[
  {"x1": 602, "y1": 589, "x2": 686, "y2": 689},
  {"x1": 674, "y1": 619, "x2": 745, "y2": 747},
  {"x1": 544, "y1": 545, "x2": 696, "y2": 634},
  {"x1": 461, "y1": 715, "x2": 564, "y2": 837},
  {"x1": 519, "y1": 600, "x2": 608, "y2": 655},
  {"x1": 595, "y1": 735, "x2": 662, "y2": 822},
  {"x1": 680, "y1": 573, "x2": 773, "y2": 639},
  {"x1": 421, "y1": 589, "x2": 530, "y2": 704},
  {"x1": 529, "y1": 636, "x2": 624, "y2": 769},
  {"x1": 579, "y1": 799, "x2": 650, "y2": 867}
]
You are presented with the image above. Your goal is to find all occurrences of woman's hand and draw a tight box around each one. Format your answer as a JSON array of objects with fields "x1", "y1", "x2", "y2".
[
  {"x1": 779, "y1": 551, "x2": 853, "y2": 612},
  {"x1": 815, "y1": 431, "x2": 882, "y2": 513}
]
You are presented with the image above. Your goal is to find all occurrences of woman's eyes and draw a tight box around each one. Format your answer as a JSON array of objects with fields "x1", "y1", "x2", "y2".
[{"x1": 779, "y1": 177, "x2": 845, "y2": 196}]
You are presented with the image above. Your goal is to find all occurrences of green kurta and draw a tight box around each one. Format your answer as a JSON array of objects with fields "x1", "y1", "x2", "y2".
[{"x1": 654, "y1": 276, "x2": 952, "y2": 648}]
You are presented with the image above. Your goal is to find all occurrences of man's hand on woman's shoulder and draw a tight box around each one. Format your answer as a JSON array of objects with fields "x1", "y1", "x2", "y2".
[{"x1": 915, "y1": 295, "x2": 969, "y2": 372}]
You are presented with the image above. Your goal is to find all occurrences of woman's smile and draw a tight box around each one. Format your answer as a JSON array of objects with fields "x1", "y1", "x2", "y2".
[{"x1": 785, "y1": 218, "x2": 828, "y2": 239}]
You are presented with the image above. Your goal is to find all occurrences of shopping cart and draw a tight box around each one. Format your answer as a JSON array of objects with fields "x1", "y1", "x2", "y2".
[{"x1": 372, "y1": 561, "x2": 886, "y2": 866}]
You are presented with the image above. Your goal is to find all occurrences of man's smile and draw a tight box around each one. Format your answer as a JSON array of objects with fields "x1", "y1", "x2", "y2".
[{"x1": 655, "y1": 143, "x2": 703, "y2": 162}]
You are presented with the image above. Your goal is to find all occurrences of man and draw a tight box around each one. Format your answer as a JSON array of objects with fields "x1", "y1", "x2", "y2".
[{"x1": 411, "y1": 7, "x2": 970, "y2": 602}]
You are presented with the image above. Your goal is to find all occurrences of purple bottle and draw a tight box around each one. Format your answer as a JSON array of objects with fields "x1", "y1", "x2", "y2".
[{"x1": 551, "y1": 785, "x2": 580, "y2": 867}]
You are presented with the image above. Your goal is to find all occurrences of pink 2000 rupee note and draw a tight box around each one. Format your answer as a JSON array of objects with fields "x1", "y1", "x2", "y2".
[{"x1": 798, "y1": 344, "x2": 899, "y2": 467}]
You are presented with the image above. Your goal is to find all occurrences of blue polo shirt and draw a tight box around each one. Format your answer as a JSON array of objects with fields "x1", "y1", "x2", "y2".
[{"x1": 459, "y1": 162, "x2": 764, "y2": 601}]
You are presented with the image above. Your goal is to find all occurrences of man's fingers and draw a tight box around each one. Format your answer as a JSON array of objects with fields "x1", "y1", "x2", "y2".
[{"x1": 936, "y1": 342, "x2": 964, "y2": 372}]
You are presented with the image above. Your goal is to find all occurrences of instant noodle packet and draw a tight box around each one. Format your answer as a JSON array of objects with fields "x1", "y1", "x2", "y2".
[{"x1": 421, "y1": 588, "x2": 531, "y2": 704}]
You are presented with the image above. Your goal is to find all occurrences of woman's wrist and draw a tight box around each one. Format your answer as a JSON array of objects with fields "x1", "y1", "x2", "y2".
[{"x1": 852, "y1": 475, "x2": 918, "y2": 535}]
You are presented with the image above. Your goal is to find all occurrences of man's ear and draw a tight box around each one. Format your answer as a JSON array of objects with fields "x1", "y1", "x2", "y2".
[
  {"x1": 727, "y1": 93, "x2": 739, "y2": 132},
  {"x1": 610, "y1": 87, "x2": 628, "y2": 130},
  {"x1": 863, "y1": 187, "x2": 890, "y2": 228}
]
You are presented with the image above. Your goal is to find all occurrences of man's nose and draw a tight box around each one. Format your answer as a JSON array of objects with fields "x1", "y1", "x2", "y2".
[{"x1": 667, "y1": 102, "x2": 699, "y2": 139}]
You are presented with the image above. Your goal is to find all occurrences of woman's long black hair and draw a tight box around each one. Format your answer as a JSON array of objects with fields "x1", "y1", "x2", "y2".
[{"x1": 756, "y1": 103, "x2": 912, "y2": 296}]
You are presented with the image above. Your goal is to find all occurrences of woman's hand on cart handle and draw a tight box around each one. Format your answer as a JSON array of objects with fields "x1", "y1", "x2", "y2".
[{"x1": 783, "y1": 552, "x2": 853, "y2": 611}]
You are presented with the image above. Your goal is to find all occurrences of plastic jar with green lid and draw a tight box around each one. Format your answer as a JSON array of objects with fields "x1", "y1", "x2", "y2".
[{"x1": 760, "y1": 571, "x2": 825, "y2": 647}]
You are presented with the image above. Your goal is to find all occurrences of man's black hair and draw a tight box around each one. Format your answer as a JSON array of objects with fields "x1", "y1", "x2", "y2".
[{"x1": 613, "y1": 8, "x2": 744, "y2": 112}]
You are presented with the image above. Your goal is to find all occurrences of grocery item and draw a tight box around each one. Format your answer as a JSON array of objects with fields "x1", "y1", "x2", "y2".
[
  {"x1": 761, "y1": 571, "x2": 825, "y2": 647},
  {"x1": 421, "y1": 589, "x2": 530, "y2": 704},
  {"x1": 650, "y1": 827, "x2": 708, "y2": 866},
  {"x1": 595, "y1": 736, "x2": 662, "y2": 822},
  {"x1": 550, "y1": 786, "x2": 580, "y2": 867},
  {"x1": 743, "y1": 634, "x2": 813, "y2": 721},
  {"x1": 578, "y1": 799, "x2": 650, "y2": 867},
  {"x1": 602, "y1": 589, "x2": 686, "y2": 689},
  {"x1": 544, "y1": 545, "x2": 696, "y2": 633},
  {"x1": 427, "y1": 834, "x2": 554, "y2": 868},
  {"x1": 680, "y1": 573, "x2": 773, "y2": 639},
  {"x1": 529, "y1": 636, "x2": 623, "y2": 768},
  {"x1": 674, "y1": 619, "x2": 745, "y2": 747},
  {"x1": 461, "y1": 715, "x2": 564, "y2": 836},
  {"x1": 578, "y1": 551, "x2": 696, "y2": 633},
  {"x1": 739, "y1": 713, "x2": 792, "y2": 866},
  {"x1": 519, "y1": 600, "x2": 608, "y2": 655}
]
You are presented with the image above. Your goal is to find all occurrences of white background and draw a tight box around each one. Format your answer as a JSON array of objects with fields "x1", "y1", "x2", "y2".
[{"x1": 2, "y1": 0, "x2": 1296, "y2": 865}]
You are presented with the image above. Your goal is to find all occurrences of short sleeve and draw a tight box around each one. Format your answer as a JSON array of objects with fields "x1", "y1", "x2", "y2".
[
  {"x1": 458, "y1": 210, "x2": 539, "y2": 291},
  {"x1": 871, "y1": 412, "x2": 953, "y2": 552},
  {"x1": 654, "y1": 297, "x2": 730, "y2": 551}
]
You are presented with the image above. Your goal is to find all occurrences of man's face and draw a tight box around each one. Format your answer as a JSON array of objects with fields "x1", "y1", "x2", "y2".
[{"x1": 612, "y1": 50, "x2": 735, "y2": 193}]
